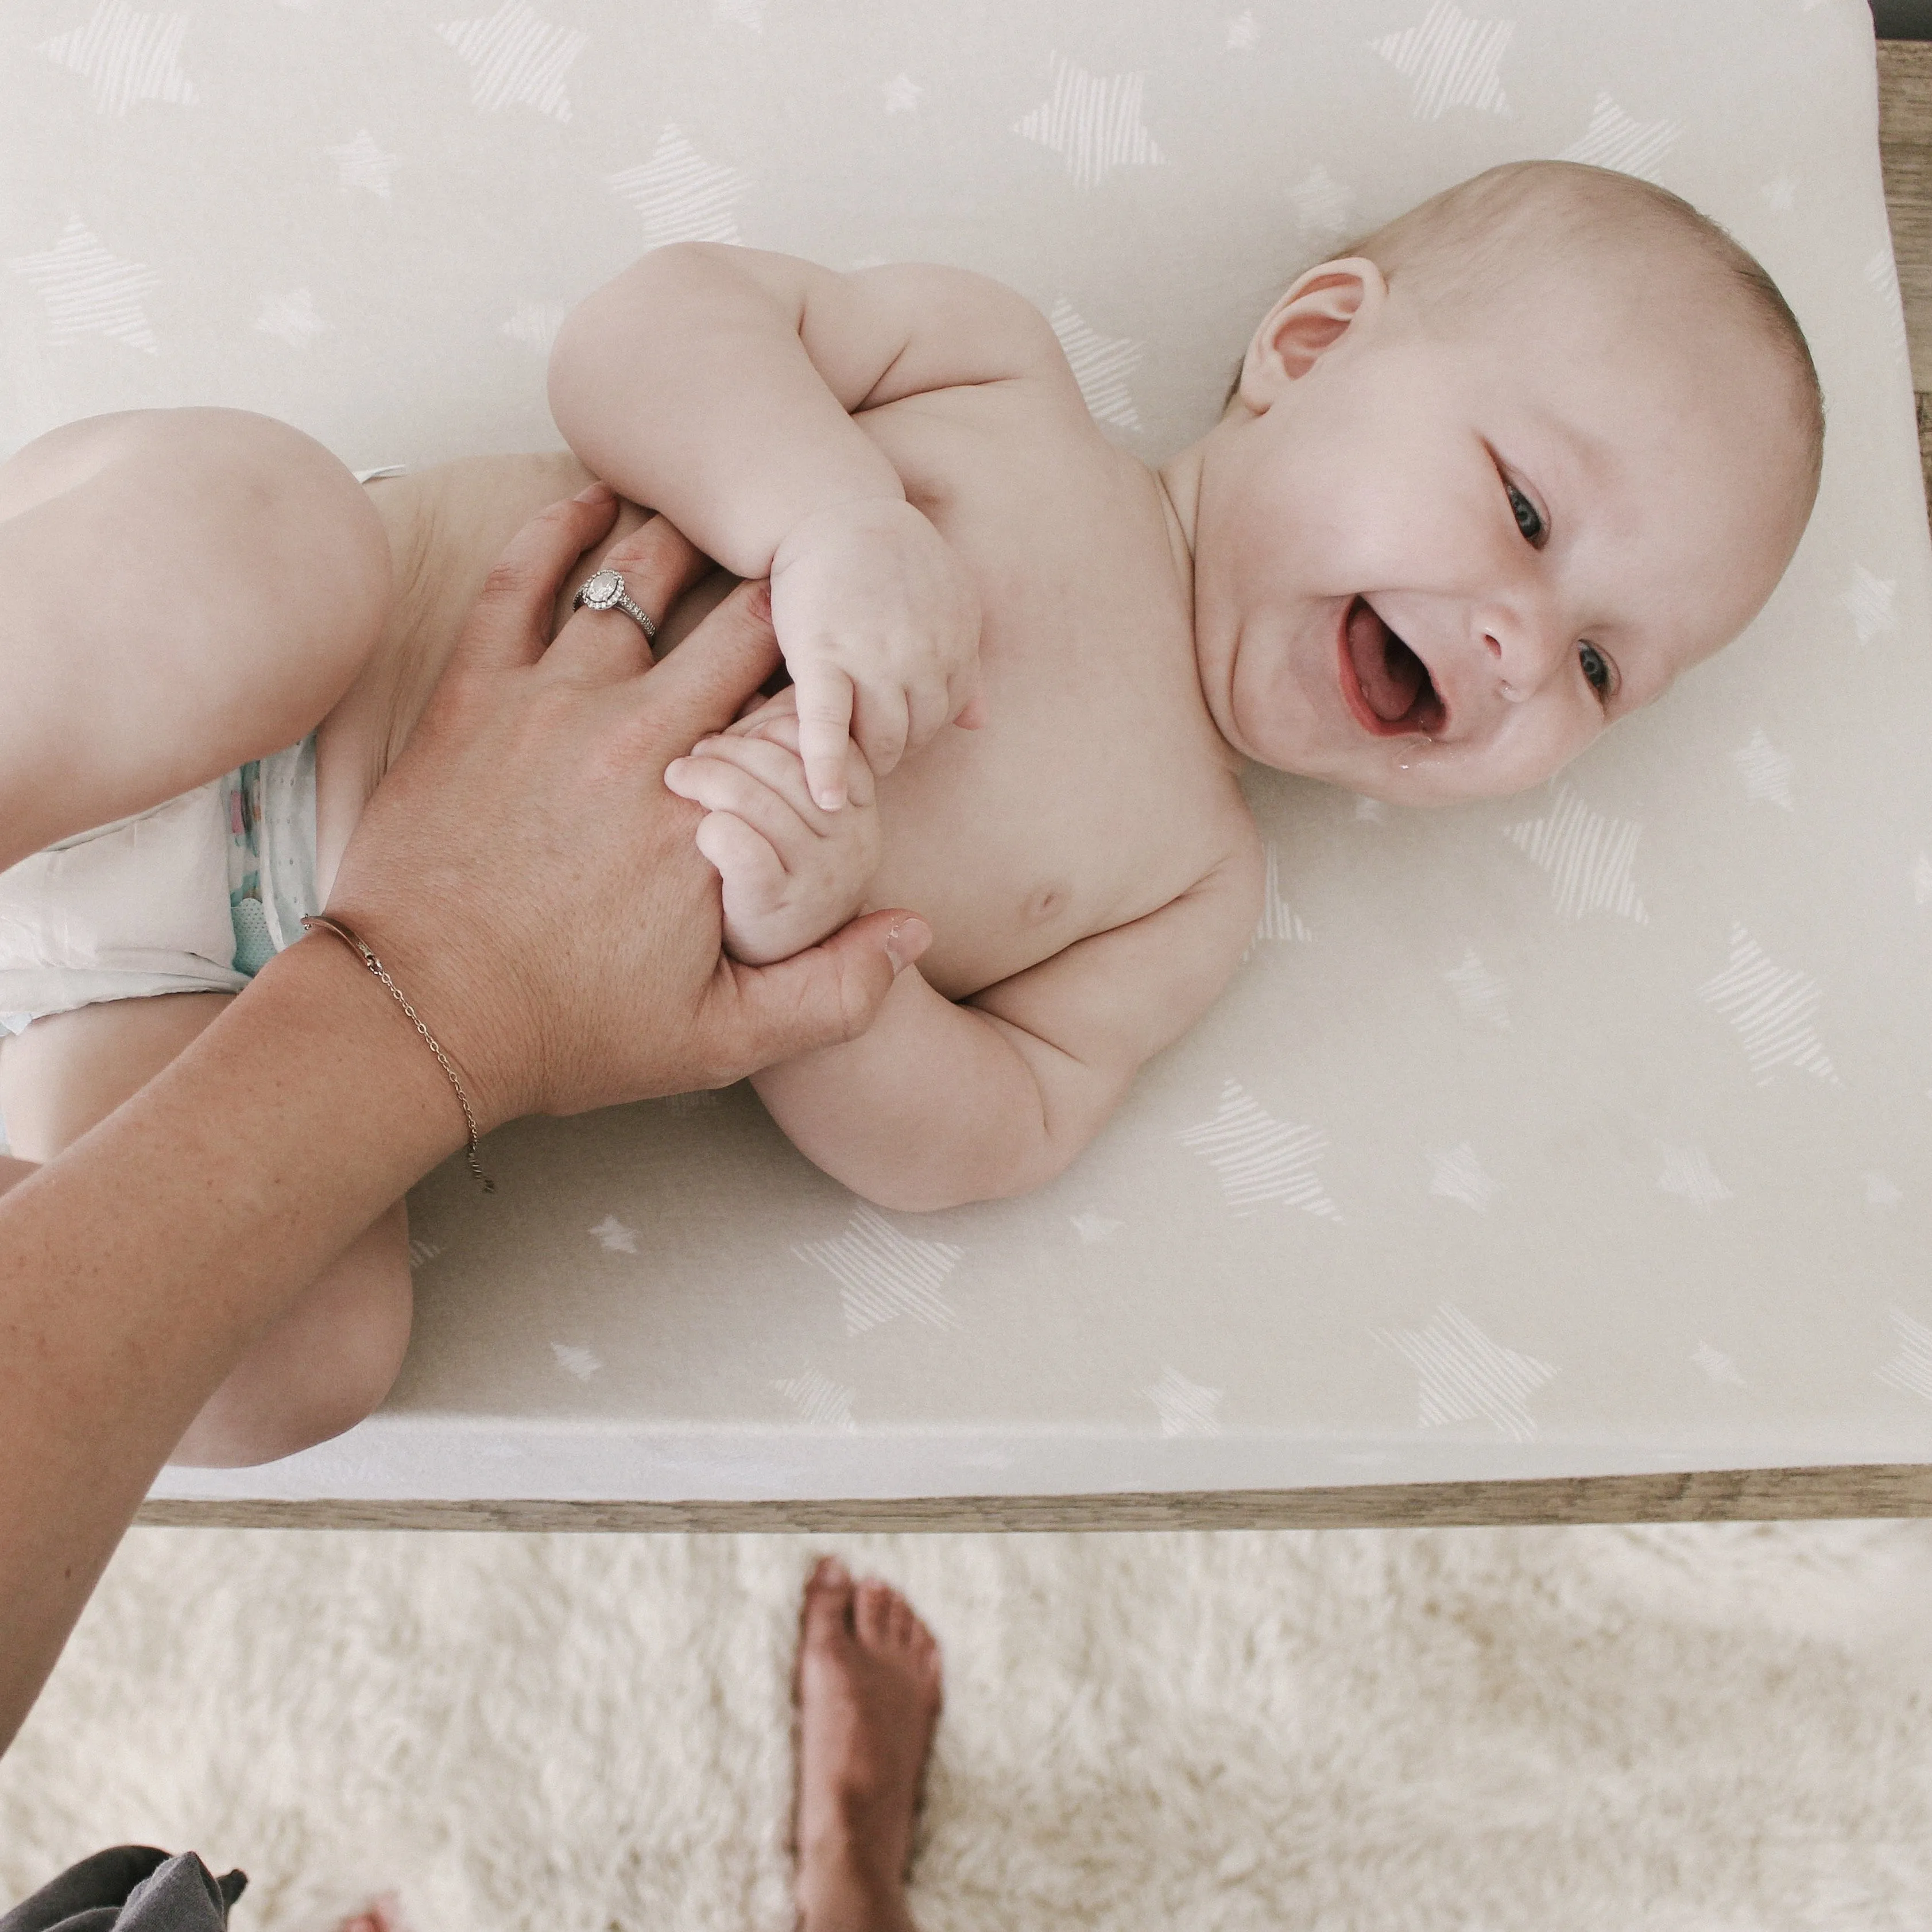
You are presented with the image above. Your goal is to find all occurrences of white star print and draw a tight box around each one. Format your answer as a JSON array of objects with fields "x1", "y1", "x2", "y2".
[
  {"x1": 607, "y1": 125, "x2": 749, "y2": 249},
  {"x1": 551, "y1": 1343, "x2": 601, "y2": 1382},
  {"x1": 589, "y1": 1213, "x2": 638, "y2": 1255},
  {"x1": 1375, "y1": 1303, "x2": 1557, "y2": 1443},
  {"x1": 1557, "y1": 92, "x2": 1681, "y2": 183},
  {"x1": 795, "y1": 1203, "x2": 964, "y2": 1335},
  {"x1": 1691, "y1": 1342, "x2": 1747, "y2": 1388},
  {"x1": 1503, "y1": 784, "x2": 1648, "y2": 923},
  {"x1": 6, "y1": 217, "x2": 162, "y2": 354},
  {"x1": 1369, "y1": 1, "x2": 1512, "y2": 120},
  {"x1": 436, "y1": 0, "x2": 586, "y2": 122},
  {"x1": 1047, "y1": 296, "x2": 1143, "y2": 429},
  {"x1": 502, "y1": 301, "x2": 568, "y2": 354},
  {"x1": 40, "y1": 0, "x2": 198, "y2": 117},
  {"x1": 255, "y1": 288, "x2": 331, "y2": 347},
  {"x1": 327, "y1": 129, "x2": 400, "y2": 199},
  {"x1": 1069, "y1": 1211, "x2": 1124, "y2": 1244},
  {"x1": 1430, "y1": 1143, "x2": 1501, "y2": 1212},
  {"x1": 1141, "y1": 1366, "x2": 1224, "y2": 1437},
  {"x1": 1015, "y1": 55, "x2": 1166, "y2": 188}
]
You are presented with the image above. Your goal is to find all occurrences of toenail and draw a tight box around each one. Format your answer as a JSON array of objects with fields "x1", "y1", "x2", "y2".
[{"x1": 820, "y1": 1556, "x2": 850, "y2": 1585}]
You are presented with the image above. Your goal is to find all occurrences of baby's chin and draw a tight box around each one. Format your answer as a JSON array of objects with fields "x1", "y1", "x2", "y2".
[{"x1": 1246, "y1": 738, "x2": 1600, "y2": 810}]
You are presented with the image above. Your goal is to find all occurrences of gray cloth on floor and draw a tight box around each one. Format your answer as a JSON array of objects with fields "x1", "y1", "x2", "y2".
[{"x1": 0, "y1": 1850, "x2": 246, "y2": 1932}]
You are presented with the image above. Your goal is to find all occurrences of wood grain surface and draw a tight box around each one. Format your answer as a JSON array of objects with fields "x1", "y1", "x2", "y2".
[
  {"x1": 137, "y1": 45, "x2": 1932, "y2": 1535},
  {"x1": 133, "y1": 1464, "x2": 1932, "y2": 1532}
]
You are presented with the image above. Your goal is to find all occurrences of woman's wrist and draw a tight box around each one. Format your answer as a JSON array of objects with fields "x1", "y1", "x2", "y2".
[{"x1": 253, "y1": 930, "x2": 480, "y2": 1183}]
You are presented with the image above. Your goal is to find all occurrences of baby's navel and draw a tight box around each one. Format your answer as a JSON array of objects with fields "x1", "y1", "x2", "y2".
[{"x1": 1024, "y1": 881, "x2": 1069, "y2": 925}]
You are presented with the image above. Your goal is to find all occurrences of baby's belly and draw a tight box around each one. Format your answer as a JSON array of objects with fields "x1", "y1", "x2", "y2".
[
  {"x1": 861, "y1": 765, "x2": 1207, "y2": 1001},
  {"x1": 874, "y1": 872, "x2": 1084, "y2": 1001}
]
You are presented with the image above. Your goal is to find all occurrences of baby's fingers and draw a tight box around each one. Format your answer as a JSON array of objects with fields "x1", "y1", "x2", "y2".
[
  {"x1": 665, "y1": 751, "x2": 811, "y2": 861},
  {"x1": 902, "y1": 675, "x2": 958, "y2": 756},
  {"x1": 721, "y1": 713, "x2": 877, "y2": 811},
  {"x1": 693, "y1": 810, "x2": 785, "y2": 900},
  {"x1": 847, "y1": 684, "x2": 912, "y2": 784},
  {"x1": 791, "y1": 666, "x2": 857, "y2": 811},
  {"x1": 951, "y1": 659, "x2": 987, "y2": 731}
]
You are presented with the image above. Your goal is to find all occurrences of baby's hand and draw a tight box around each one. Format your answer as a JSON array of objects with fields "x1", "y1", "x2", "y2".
[
  {"x1": 663, "y1": 691, "x2": 883, "y2": 966},
  {"x1": 769, "y1": 498, "x2": 983, "y2": 811}
]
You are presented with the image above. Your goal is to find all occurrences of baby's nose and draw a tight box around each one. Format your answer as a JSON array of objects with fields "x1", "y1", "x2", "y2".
[{"x1": 1480, "y1": 607, "x2": 1569, "y2": 700}]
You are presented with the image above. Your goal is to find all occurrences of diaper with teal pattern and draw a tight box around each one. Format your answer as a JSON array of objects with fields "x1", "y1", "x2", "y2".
[{"x1": 221, "y1": 730, "x2": 322, "y2": 976}]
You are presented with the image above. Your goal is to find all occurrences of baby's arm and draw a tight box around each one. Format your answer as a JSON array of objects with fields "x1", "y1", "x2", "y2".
[
  {"x1": 750, "y1": 831, "x2": 1268, "y2": 1213},
  {"x1": 548, "y1": 246, "x2": 1077, "y2": 802}
]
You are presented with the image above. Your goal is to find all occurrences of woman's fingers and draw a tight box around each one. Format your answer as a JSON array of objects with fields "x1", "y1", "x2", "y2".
[
  {"x1": 326, "y1": 490, "x2": 926, "y2": 1128},
  {"x1": 553, "y1": 509, "x2": 710, "y2": 670},
  {"x1": 630, "y1": 578, "x2": 787, "y2": 762},
  {"x1": 449, "y1": 485, "x2": 620, "y2": 673},
  {"x1": 702, "y1": 909, "x2": 931, "y2": 1079}
]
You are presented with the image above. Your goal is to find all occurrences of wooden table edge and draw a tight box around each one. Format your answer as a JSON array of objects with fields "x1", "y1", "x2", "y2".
[{"x1": 134, "y1": 1463, "x2": 1932, "y2": 1532}]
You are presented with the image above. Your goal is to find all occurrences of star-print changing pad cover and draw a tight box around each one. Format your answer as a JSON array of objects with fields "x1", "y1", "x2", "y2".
[{"x1": 2, "y1": 0, "x2": 1926, "y2": 1504}]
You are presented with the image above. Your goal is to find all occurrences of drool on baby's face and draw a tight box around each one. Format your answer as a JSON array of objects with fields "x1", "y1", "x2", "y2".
[{"x1": 1186, "y1": 172, "x2": 1822, "y2": 807}]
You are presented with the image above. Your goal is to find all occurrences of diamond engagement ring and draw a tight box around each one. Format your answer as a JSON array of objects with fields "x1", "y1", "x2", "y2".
[{"x1": 572, "y1": 567, "x2": 658, "y2": 642}]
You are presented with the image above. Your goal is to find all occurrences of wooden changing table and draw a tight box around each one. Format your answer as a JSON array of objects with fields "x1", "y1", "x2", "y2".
[{"x1": 138, "y1": 43, "x2": 1932, "y2": 1537}]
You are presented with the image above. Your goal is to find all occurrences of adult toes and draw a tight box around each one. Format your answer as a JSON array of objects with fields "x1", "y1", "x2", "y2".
[
  {"x1": 802, "y1": 1555, "x2": 855, "y2": 1655},
  {"x1": 854, "y1": 1577, "x2": 897, "y2": 1647},
  {"x1": 888, "y1": 1597, "x2": 917, "y2": 1649}
]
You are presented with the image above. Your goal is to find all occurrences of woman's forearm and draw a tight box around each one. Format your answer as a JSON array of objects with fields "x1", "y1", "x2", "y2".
[{"x1": 0, "y1": 932, "x2": 466, "y2": 1752}]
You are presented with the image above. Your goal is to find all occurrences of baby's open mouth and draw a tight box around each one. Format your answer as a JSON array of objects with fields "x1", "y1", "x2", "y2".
[{"x1": 1339, "y1": 596, "x2": 1446, "y2": 737}]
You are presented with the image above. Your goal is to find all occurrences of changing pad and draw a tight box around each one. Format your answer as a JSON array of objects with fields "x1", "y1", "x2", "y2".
[{"x1": 1, "y1": 0, "x2": 1926, "y2": 1509}]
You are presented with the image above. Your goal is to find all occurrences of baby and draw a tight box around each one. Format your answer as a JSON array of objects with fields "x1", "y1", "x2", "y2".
[
  {"x1": 559, "y1": 156, "x2": 1823, "y2": 1210},
  {"x1": 0, "y1": 158, "x2": 1823, "y2": 1466}
]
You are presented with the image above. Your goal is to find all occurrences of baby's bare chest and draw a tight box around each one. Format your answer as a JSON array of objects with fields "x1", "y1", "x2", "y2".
[
  {"x1": 358, "y1": 432, "x2": 1247, "y2": 1004},
  {"x1": 853, "y1": 405, "x2": 1245, "y2": 1000}
]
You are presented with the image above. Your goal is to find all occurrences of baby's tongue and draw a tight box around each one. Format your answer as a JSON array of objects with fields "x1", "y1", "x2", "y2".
[{"x1": 1347, "y1": 599, "x2": 1422, "y2": 723}]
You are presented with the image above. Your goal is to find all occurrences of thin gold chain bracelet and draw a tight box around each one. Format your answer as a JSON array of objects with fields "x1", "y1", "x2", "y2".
[{"x1": 299, "y1": 913, "x2": 494, "y2": 1194}]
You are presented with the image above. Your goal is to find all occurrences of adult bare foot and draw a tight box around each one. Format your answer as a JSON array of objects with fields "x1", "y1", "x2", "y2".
[{"x1": 793, "y1": 1555, "x2": 943, "y2": 1932}]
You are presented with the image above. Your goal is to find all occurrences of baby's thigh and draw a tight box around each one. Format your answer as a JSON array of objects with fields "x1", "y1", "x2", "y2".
[
  {"x1": 168, "y1": 1195, "x2": 414, "y2": 1469},
  {"x1": 1, "y1": 990, "x2": 415, "y2": 1469},
  {"x1": 0, "y1": 989, "x2": 237, "y2": 1160},
  {"x1": 0, "y1": 406, "x2": 393, "y2": 864}
]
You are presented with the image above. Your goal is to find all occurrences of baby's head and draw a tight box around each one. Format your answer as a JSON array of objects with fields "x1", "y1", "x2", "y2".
[{"x1": 1180, "y1": 159, "x2": 1823, "y2": 803}]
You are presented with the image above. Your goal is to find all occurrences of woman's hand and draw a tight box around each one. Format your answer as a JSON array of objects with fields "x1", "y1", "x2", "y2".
[{"x1": 319, "y1": 483, "x2": 930, "y2": 1131}]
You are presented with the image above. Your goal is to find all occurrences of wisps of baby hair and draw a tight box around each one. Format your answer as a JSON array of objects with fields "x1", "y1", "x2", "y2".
[{"x1": 1225, "y1": 159, "x2": 1825, "y2": 506}]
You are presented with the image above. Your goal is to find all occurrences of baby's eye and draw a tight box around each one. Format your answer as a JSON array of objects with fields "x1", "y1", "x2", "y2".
[
  {"x1": 1578, "y1": 640, "x2": 1616, "y2": 702},
  {"x1": 1504, "y1": 481, "x2": 1545, "y2": 545}
]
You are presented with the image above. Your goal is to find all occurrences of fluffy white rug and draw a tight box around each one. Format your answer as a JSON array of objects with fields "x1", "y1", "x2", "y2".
[{"x1": 2, "y1": 1522, "x2": 1929, "y2": 1930}]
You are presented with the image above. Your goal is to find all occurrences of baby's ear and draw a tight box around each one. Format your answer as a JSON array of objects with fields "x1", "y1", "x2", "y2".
[{"x1": 1238, "y1": 257, "x2": 1387, "y2": 408}]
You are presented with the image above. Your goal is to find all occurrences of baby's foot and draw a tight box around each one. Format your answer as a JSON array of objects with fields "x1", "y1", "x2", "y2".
[{"x1": 793, "y1": 1555, "x2": 943, "y2": 1932}]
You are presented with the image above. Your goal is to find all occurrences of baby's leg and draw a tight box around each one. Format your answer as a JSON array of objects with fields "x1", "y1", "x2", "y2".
[
  {"x1": 0, "y1": 992, "x2": 412, "y2": 1468},
  {"x1": 0, "y1": 406, "x2": 391, "y2": 872}
]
